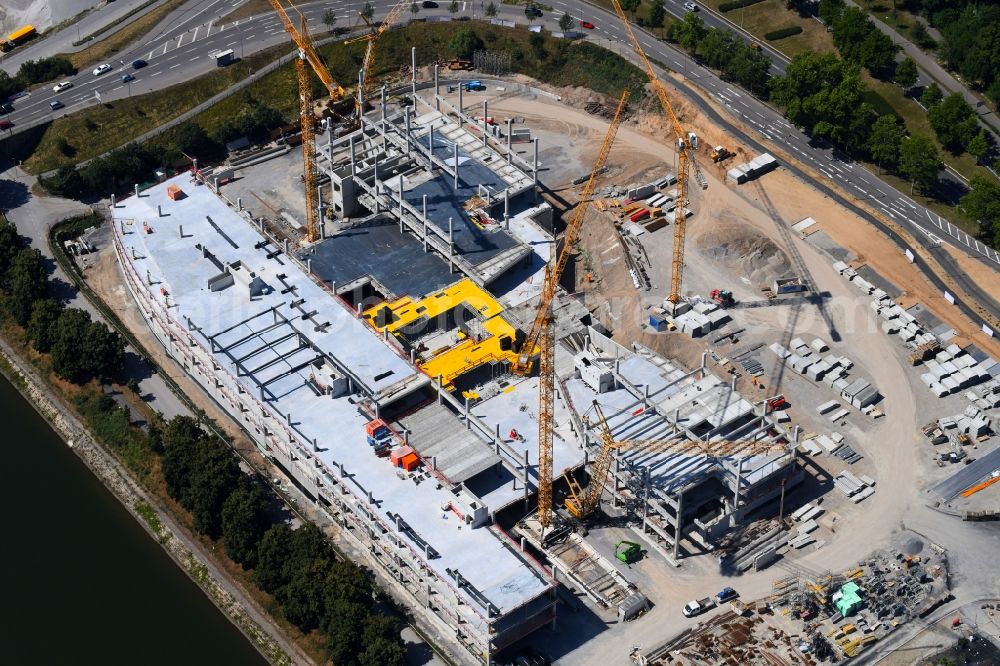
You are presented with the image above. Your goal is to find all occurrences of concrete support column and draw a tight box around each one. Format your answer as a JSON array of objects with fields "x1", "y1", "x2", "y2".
[
  {"x1": 673, "y1": 490, "x2": 684, "y2": 561},
  {"x1": 434, "y1": 64, "x2": 440, "y2": 110},
  {"x1": 405, "y1": 107, "x2": 412, "y2": 155},
  {"x1": 731, "y1": 457, "x2": 744, "y2": 527},
  {"x1": 453, "y1": 142, "x2": 459, "y2": 191},
  {"x1": 503, "y1": 189, "x2": 509, "y2": 230},
  {"x1": 398, "y1": 175, "x2": 404, "y2": 231},
  {"x1": 506, "y1": 118, "x2": 512, "y2": 163},
  {"x1": 427, "y1": 126, "x2": 435, "y2": 174},
  {"x1": 447, "y1": 217, "x2": 454, "y2": 273},
  {"x1": 381, "y1": 85, "x2": 387, "y2": 121},
  {"x1": 458, "y1": 84, "x2": 463, "y2": 129},
  {"x1": 483, "y1": 100, "x2": 489, "y2": 147},
  {"x1": 532, "y1": 138, "x2": 539, "y2": 202},
  {"x1": 438, "y1": 374, "x2": 444, "y2": 404},
  {"x1": 349, "y1": 135, "x2": 357, "y2": 177},
  {"x1": 523, "y1": 449, "x2": 530, "y2": 509},
  {"x1": 464, "y1": 397, "x2": 470, "y2": 429},
  {"x1": 410, "y1": 46, "x2": 416, "y2": 99}
]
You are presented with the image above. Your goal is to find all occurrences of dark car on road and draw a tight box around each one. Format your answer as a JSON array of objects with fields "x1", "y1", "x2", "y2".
[
  {"x1": 421, "y1": 0, "x2": 438, "y2": 6},
  {"x1": 0, "y1": 102, "x2": 13, "y2": 114},
  {"x1": 49, "y1": 100, "x2": 64, "y2": 110},
  {"x1": 524, "y1": 5, "x2": 542, "y2": 17},
  {"x1": 131, "y1": 59, "x2": 147, "y2": 69}
]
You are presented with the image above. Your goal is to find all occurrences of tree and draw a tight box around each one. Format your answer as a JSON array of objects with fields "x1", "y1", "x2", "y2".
[
  {"x1": 174, "y1": 122, "x2": 223, "y2": 162},
  {"x1": 672, "y1": 12, "x2": 707, "y2": 52},
  {"x1": 966, "y1": 129, "x2": 990, "y2": 164},
  {"x1": 0, "y1": 219, "x2": 23, "y2": 283},
  {"x1": 899, "y1": 133, "x2": 940, "y2": 194},
  {"x1": 910, "y1": 21, "x2": 935, "y2": 49},
  {"x1": 927, "y1": 93, "x2": 978, "y2": 152},
  {"x1": 647, "y1": 1, "x2": 666, "y2": 35},
  {"x1": 868, "y1": 114, "x2": 905, "y2": 172},
  {"x1": 619, "y1": 0, "x2": 640, "y2": 19},
  {"x1": 361, "y1": 2, "x2": 375, "y2": 21},
  {"x1": 161, "y1": 415, "x2": 206, "y2": 504},
  {"x1": 961, "y1": 176, "x2": 1000, "y2": 243},
  {"x1": 222, "y1": 482, "x2": 270, "y2": 567},
  {"x1": 920, "y1": 82, "x2": 943, "y2": 108},
  {"x1": 558, "y1": 12, "x2": 575, "y2": 32},
  {"x1": 324, "y1": 601, "x2": 367, "y2": 663},
  {"x1": 187, "y1": 440, "x2": 242, "y2": 537},
  {"x1": 358, "y1": 614, "x2": 405, "y2": 666},
  {"x1": 27, "y1": 299, "x2": 63, "y2": 353},
  {"x1": 818, "y1": 0, "x2": 844, "y2": 26},
  {"x1": 79, "y1": 320, "x2": 125, "y2": 382},
  {"x1": 324, "y1": 560, "x2": 374, "y2": 609},
  {"x1": 449, "y1": 27, "x2": 483, "y2": 59},
  {"x1": 894, "y1": 57, "x2": 918, "y2": 90},
  {"x1": 410, "y1": 1, "x2": 420, "y2": 16},
  {"x1": 857, "y1": 29, "x2": 898, "y2": 78},
  {"x1": 485, "y1": 1, "x2": 497, "y2": 17},
  {"x1": 725, "y1": 46, "x2": 772, "y2": 96},
  {"x1": 50, "y1": 308, "x2": 92, "y2": 382},
  {"x1": 254, "y1": 523, "x2": 294, "y2": 593},
  {"x1": 322, "y1": 8, "x2": 337, "y2": 30},
  {"x1": 449, "y1": 0, "x2": 459, "y2": 14},
  {"x1": 281, "y1": 562, "x2": 330, "y2": 632},
  {"x1": 5, "y1": 248, "x2": 47, "y2": 326}
]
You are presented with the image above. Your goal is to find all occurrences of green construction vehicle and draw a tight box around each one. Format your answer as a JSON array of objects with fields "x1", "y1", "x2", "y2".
[{"x1": 616, "y1": 541, "x2": 642, "y2": 564}]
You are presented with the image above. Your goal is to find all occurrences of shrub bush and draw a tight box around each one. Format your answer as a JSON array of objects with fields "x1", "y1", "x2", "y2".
[
  {"x1": 764, "y1": 26, "x2": 803, "y2": 40},
  {"x1": 719, "y1": 0, "x2": 764, "y2": 11}
]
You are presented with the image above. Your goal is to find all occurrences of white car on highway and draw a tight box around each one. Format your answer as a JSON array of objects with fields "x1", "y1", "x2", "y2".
[
  {"x1": 684, "y1": 1, "x2": 700, "y2": 10},
  {"x1": 52, "y1": 80, "x2": 73, "y2": 93},
  {"x1": 92, "y1": 63, "x2": 112, "y2": 76}
]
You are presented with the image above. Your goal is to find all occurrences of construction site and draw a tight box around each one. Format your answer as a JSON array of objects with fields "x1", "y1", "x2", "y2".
[{"x1": 76, "y1": 0, "x2": 1000, "y2": 664}]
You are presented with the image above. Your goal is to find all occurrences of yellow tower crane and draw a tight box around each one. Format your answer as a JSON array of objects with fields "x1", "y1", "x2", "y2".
[
  {"x1": 610, "y1": 0, "x2": 694, "y2": 306},
  {"x1": 267, "y1": 0, "x2": 346, "y2": 243},
  {"x1": 518, "y1": 90, "x2": 629, "y2": 529},
  {"x1": 564, "y1": 400, "x2": 791, "y2": 521},
  {"x1": 345, "y1": 0, "x2": 410, "y2": 119}
]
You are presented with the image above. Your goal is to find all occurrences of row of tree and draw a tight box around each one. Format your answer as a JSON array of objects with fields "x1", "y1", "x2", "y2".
[
  {"x1": 0, "y1": 56, "x2": 76, "y2": 100},
  {"x1": 669, "y1": 13, "x2": 772, "y2": 96},
  {"x1": 819, "y1": 0, "x2": 899, "y2": 80},
  {"x1": 161, "y1": 415, "x2": 405, "y2": 665},
  {"x1": 916, "y1": 0, "x2": 1000, "y2": 108},
  {"x1": 0, "y1": 217, "x2": 124, "y2": 383}
]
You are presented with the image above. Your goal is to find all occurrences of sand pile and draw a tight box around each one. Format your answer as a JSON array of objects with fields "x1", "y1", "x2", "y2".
[{"x1": 695, "y1": 219, "x2": 792, "y2": 286}]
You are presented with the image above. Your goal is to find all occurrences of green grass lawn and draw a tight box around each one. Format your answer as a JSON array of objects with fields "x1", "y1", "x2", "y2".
[
  {"x1": 854, "y1": 0, "x2": 923, "y2": 41},
  {"x1": 699, "y1": 0, "x2": 836, "y2": 57}
]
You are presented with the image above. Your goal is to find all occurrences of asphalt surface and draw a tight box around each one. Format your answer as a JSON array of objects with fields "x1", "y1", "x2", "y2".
[{"x1": 1, "y1": 0, "x2": 999, "y2": 324}]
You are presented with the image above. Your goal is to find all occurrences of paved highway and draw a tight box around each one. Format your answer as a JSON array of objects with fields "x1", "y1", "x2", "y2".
[{"x1": 2, "y1": 0, "x2": 998, "y2": 322}]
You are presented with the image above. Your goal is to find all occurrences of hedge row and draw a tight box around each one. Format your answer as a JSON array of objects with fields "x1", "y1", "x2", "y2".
[
  {"x1": 764, "y1": 26, "x2": 803, "y2": 40},
  {"x1": 719, "y1": 0, "x2": 764, "y2": 12}
]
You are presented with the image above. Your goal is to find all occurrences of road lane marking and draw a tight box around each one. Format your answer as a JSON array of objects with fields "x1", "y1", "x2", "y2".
[
  {"x1": 169, "y1": 64, "x2": 180, "y2": 69},
  {"x1": 151, "y1": 71, "x2": 162, "y2": 76},
  {"x1": 189, "y1": 55, "x2": 200, "y2": 61}
]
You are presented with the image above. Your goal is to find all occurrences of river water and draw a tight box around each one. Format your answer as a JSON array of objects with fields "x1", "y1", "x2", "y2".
[{"x1": 0, "y1": 373, "x2": 266, "y2": 665}]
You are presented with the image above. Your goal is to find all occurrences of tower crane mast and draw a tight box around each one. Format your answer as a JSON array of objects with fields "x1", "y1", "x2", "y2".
[
  {"x1": 346, "y1": 0, "x2": 409, "y2": 118},
  {"x1": 267, "y1": 0, "x2": 345, "y2": 243},
  {"x1": 528, "y1": 90, "x2": 630, "y2": 528},
  {"x1": 610, "y1": 0, "x2": 693, "y2": 305}
]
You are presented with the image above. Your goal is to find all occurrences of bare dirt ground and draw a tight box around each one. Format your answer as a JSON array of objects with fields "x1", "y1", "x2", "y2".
[{"x1": 477, "y1": 84, "x2": 1000, "y2": 665}]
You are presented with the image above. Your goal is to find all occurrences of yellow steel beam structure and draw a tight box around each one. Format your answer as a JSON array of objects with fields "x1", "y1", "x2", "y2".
[
  {"x1": 267, "y1": 0, "x2": 346, "y2": 243},
  {"x1": 610, "y1": 0, "x2": 692, "y2": 304},
  {"x1": 530, "y1": 90, "x2": 630, "y2": 528}
]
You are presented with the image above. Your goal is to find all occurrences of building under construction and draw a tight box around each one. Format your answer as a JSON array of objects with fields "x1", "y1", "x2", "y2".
[{"x1": 110, "y1": 69, "x2": 802, "y2": 661}]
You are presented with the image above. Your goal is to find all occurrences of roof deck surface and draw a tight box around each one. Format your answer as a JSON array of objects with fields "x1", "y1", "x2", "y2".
[{"x1": 114, "y1": 174, "x2": 554, "y2": 619}]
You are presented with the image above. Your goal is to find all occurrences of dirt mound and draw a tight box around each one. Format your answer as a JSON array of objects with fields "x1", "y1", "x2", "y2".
[{"x1": 695, "y1": 218, "x2": 792, "y2": 287}]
